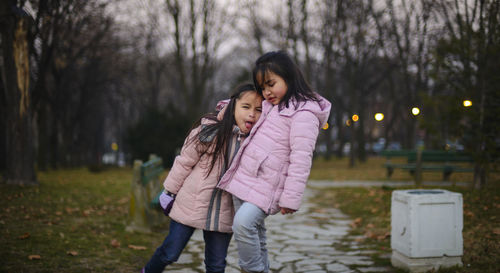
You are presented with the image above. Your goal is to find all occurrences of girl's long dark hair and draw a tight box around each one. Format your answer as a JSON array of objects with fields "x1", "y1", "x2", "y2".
[
  {"x1": 186, "y1": 83, "x2": 258, "y2": 177},
  {"x1": 253, "y1": 50, "x2": 318, "y2": 110}
]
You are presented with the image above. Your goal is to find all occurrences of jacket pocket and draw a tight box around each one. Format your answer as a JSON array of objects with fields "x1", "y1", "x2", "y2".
[{"x1": 250, "y1": 150, "x2": 268, "y2": 177}]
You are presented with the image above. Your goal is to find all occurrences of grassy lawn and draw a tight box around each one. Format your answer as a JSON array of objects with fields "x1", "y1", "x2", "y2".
[
  {"x1": 0, "y1": 157, "x2": 497, "y2": 272},
  {"x1": 311, "y1": 158, "x2": 499, "y2": 273},
  {"x1": 0, "y1": 167, "x2": 167, "y2": 273},
  {"x1": 310, "y1": 156, "x2": 474, "y2": 183},
  {"x1": 315, "y1": 185, "x2": 500, "y2": 273}
]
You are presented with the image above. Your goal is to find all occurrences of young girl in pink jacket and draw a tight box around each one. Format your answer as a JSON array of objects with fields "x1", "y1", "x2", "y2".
[
  {"x1": 217, "y1": 51, "x2": 331, "y2": 273},
  {"x1": 142, "y1": 84, "x2": 263, "y2": 273}
]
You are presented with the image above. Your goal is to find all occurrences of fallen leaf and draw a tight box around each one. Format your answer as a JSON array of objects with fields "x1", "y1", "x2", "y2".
[
  {"x1": 128, "y1": 245, "x2": 147, "y2": 250},
  {"x1": 368, "y1": 190, "x2": 376, "y2": 197},
  {"x1": 110, "y1": 239, "x2": 121, "y2": 248},
  {"x1": 28, "y1": 255, "x2": 41, "y2": 260},
  {"x1": 370, "y1": 208, "x2": 378, "y2": 214},
  {"x1": 18, "y1": 232, "x2": 30, "y2": 240},
  {"x1": 493, "y1": 228, "x2": 500, "y2": 235},
  {"x1": 55, "y1": 211, "x2": 63, "y2": 216},
  {"x1": 354, "y1": 237, "x2": 365, "y2": 242},
  {"x1": 366, "y1": 223, "x2": 375, "y2": 229},
  {"x1": 377, "y1": 232, "x2": 391, "y2": 241},
  {"x1": 117, "y1": 197, "x2": 129, "y2": 204},
  {"x1": 464, "y1": 210, "x2": 474, "y2": 217},
  {"x1": 67, "y1": 251, "x2": 78, "y2": 256},
  {"x1": 364, "y1": 231, "x2": 376, "y2": 239},
  {"x1": 350, "y1": 217, "x2": 363, "y2": 228}
]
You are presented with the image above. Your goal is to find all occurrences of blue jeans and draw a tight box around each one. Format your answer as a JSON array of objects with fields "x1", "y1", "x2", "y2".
[
  {"x1": 144, "y1": 220, "x2": 232, "y2": 273},
  {"x1": 232, "y1": 197, "x2": 269, "y2": 273}
]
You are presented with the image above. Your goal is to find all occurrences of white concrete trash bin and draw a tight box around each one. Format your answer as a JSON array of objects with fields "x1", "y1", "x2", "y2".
[{"x1": 391, "y1": 189, "x2": 463, "y2": 272}]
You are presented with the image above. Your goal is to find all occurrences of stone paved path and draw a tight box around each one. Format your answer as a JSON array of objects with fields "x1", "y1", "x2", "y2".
[{"x1": 164, "y1": 185, "x2": 393, "y2": 273}]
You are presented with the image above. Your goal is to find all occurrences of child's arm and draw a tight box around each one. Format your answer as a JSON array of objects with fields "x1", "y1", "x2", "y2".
[
  {"x1": 278, "y1": 110, "x2": 320, "y2": 211},
  {"x1": 163, "y1": 126, "x2": 204, "y2": 194}
]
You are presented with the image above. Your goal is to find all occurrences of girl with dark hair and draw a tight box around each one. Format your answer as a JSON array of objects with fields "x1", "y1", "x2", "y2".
[
  {"x1": 142, "y1": 83, "x2": 263, "y2": 273},
  {"x1": 217, "y1": 51, "x2": 331, "y2": 273}
]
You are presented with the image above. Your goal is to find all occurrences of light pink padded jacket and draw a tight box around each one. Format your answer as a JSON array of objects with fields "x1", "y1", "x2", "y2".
[
  {"x1": 164, "y1": 121, "x2": 242, "y2": 233},
  {"x1": 217, "y1": 95, "x2": 331, "y2": 215}
]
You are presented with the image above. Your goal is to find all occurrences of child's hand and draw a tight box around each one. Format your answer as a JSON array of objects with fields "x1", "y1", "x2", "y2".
[
  {"x1": 280, "y1": 207, "x2": 296, "y2": 215},
  {"x1": 159, "y1": 191, "x2": 175, "y2": 216}
]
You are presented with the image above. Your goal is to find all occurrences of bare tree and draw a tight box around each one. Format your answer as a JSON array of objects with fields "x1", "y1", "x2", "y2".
[
  {"x1": 433, "y1": 0, "x2": 500, "y2": 188},
  {"x1": 1, "y1": 0, "x2": 37, "y2": 184},
  {"x1": 382, "y1": 0, "x2": 434, "y2": 149},
  {"x1": 163, "y1": 0, "x2": 233, "y2": 120}
]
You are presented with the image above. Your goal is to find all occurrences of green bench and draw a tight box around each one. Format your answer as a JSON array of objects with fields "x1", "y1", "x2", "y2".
[
  {"x1": 381, "y1": 150, "x2": 474, "y2": 181},
  {"x1": 126, "y1": 155, "x2": 167, "y2": 233}
]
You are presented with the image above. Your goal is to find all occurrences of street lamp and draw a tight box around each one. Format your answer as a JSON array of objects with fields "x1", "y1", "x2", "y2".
[
  {"x1": 411, "y1": 107, "x2": 420, "y2": 116},
  {"x1": 374, "y1": 113, "x2": 384, "y2": 121},
  {"x1": 352, "y1": 114, "x2": 359, "y2": 122},
  {"x1": 322, "y1": 122, "x2": 329, "y2": 130},
  {"x1": 463, "y1": 100, "x2": 472, "y2": 107}
]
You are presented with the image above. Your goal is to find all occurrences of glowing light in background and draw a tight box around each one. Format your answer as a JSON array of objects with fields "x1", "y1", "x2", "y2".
[
  {"x1": 411, "y1": 107, "x2": 420, "y2": 116},
  {"x1": 374, "y1": 113, "x2": 384, "y2": 121}
]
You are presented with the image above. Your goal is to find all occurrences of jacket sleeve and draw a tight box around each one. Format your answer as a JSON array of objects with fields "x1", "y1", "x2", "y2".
[
  {"x1": 278, "y1": 110, "x2": 320, "y2": 210},
  {"x1": 163, "y1": 126, "x2": 203, "y2": 194}
]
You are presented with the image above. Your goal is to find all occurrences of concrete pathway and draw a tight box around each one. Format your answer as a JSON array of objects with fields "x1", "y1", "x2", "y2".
[{"x1": 164, "y1": 184, "x2": 395, "y2": 273}]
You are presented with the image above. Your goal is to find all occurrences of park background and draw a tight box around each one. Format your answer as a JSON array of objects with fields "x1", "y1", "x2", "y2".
[{"x1": 0, "y1": 0, "x2": 499, "y2": 272}]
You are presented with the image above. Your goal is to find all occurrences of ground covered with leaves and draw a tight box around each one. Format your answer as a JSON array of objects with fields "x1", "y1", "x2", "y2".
[
  {"x1": 312, "y1": 160, "x2": 500, "y2": 273},
  {"x1": 0, "y1": 158, "x2": 498, "y2": 272},
  {"x1": 0, "y1": 168, "x2": 167, "y2": 273}
]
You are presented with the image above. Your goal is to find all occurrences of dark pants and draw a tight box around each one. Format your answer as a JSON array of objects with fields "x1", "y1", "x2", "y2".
[{"x1": 144, "y1": 220, "x2": 232, "y2": 273}]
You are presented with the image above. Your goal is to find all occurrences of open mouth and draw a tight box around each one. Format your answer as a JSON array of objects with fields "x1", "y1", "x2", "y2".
[{"x1": 245, "y1": 121, "x2": 254, "y2": 130}]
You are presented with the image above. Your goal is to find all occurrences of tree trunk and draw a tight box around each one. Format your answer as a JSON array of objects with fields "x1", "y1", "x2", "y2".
[{"x1": 1, "y1": 1, "x2": 37, "y2": 185}]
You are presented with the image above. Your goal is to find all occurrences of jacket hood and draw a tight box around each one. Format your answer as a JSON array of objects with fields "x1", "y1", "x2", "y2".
[{"x1": 277, "y1": 93, "x2": 331, "y2": 128}]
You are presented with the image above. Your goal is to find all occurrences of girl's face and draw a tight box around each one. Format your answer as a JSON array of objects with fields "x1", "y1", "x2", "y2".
[
  {"x1": 257, "y1": 71, "x2": 288, "y2": 105},
  {"x1": 234, "y1": 91, "x2": 263, "y2": 133}
]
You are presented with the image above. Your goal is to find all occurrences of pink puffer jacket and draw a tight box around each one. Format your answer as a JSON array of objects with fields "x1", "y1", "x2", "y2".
[
  {"x1": 164, "y1": 121, "x2": 243, "y2": 233},
  {"x1": 217, "y1": 94, "x2": 331, "y2": 215}
]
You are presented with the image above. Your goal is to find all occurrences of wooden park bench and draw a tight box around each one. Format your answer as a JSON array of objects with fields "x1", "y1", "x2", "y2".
[
  {"x1": 381, "y1": 149, "x2": 474, "y2": 181},
  {"x1": 126, "y1": 154, "x2": 168, "y2": 233}
]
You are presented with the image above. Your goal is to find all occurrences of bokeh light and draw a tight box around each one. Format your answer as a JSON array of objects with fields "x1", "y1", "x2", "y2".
[
  {"x1": 374, "y1": 113, "x2": 384, "y2": 121},
  {"x1": 412, "y1": 107, "x2": 420, "y2": 116}
]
